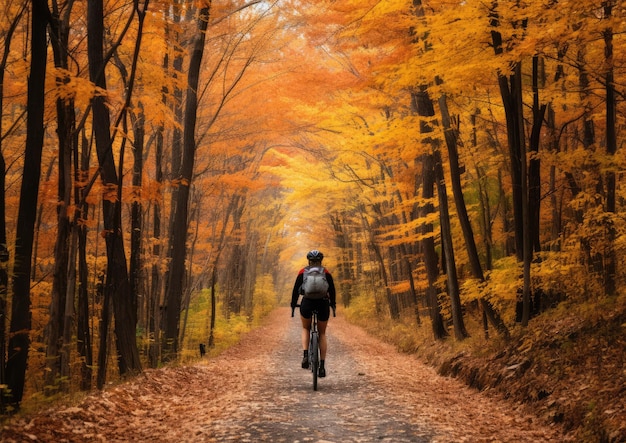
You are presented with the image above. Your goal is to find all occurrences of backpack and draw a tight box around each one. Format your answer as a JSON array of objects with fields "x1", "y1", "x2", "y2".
[{"x1": 301, "y1": 266, "x2": 329, "y2": 299}]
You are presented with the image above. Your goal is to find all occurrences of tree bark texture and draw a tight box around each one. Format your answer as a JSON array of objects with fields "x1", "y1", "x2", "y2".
[
  {"x1": 439, "y1": 95, "x2": 509, "y2": 339},
  {"x1": 46, "y1": 4, "x2": 75, "y2": 391},
  {"x1": 490, "y1": 11, "x2": 532, "y2": 326},
  {"x1": 412, "y1": 88, "x2": 447, "y2": 339},
  {"x1": 5, "y1": 0, "x2": 48, "y2": 407},
  {"x1": 603, "y1": 3, "x2": 616, "y2": 296},
  {"x1": 87, "y1": 0, "x2": 141, "y2": 375},
  {"x1": 164, "y1": 5, "x2": 211, "y2": 361},
  {"x1": 420, "y1": 154, "x2": 447, "y2": 340}
]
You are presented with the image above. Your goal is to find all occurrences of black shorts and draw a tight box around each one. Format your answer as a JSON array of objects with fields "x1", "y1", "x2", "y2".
[{"x1": 300, "y1": 297, "x2": 330, "y2": 322}]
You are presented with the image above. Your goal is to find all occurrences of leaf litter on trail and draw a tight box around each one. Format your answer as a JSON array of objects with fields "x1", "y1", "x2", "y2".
[{"x1": 2, "y1": 308, "x2": 573, "y2": 442}]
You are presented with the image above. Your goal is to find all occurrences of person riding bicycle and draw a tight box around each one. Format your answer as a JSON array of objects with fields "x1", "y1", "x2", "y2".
[{"x1": 291, "y1": 249, "x2": 336, "y2": 378}]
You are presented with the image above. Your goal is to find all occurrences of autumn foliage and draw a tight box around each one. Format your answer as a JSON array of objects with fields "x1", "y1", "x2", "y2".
[{"x1": 0, "y1": 0, "x2": 625, "y2": 439}]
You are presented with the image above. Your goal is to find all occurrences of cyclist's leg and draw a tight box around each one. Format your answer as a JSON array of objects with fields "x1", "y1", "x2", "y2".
[
  {"x1": 316, "y1": 300, "x2": 331, "y2": 360},
  {"x1": 318, "y1": 320, "x2": 328, "y2": 360},
  {"x1": 299, "y1": 299, "x2": 313, "y2": 352},
  {"x1": 300, "y1": 316, "x2": 312, "y2": 351}
]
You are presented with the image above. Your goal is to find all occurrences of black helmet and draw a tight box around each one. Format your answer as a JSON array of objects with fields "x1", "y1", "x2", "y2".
[{"x1": 306, "y1": 250, "x2": 324, "y2": 261}]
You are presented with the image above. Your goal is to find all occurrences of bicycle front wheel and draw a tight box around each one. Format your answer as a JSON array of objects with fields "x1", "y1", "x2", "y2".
[{"x1": 310, "y1": 331, "x2": 319, "y2": 391}]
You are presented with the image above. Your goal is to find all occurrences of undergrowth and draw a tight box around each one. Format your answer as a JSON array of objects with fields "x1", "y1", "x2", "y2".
[{"x1": 9, "y1": 274, "x2": 280, "y2": 417}]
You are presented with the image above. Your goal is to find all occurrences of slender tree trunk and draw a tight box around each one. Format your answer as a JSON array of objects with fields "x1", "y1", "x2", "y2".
[
  {"x1": 180, "y1": 199, "x2": 201, "y2": 346},
  {"x1": 130, "y1": 103, "x2": 145, "y2": 323},
  {"x1": 394, "y1": 191, "x2": 420, "y2": 323},
  {"x1": 546, "y1": 106, "x2": 562, "y2": 247},
  {"x1": 77, "y1": 217, "x2": 92, "y2": 390},
  {"x1": 87, "y1": 0, "x2": 141, "y2": 376},
  {"x1": 77, "y1": 129, "x2": 93, "y2": 391},
  {"x1": 209, "y1": 266, "x2": 217, "y2": 348},
  {"x1": 491, "y1": 9, "x2": 525, "y2": 262},
  {"x1": 5, "y1": 0, "x2": 49, "y2": 408},
  {"x1": 519, "y1": 67, "x2": 532, "y2": 327},
  {"x1": 96, "y1": 252, "x2": 112, "y2": 389},
  {"x1": 603, "y1": 2, "x2": 616, "y2": 296},
  {"x1": 412, "y1": 86, "x2": 446, "y2": 339},
  {"x1": 529, "y1": 57, "x2": 546, "y2": 253},
  {"x1": 46, "y1": 158, "x2": 70, "y2": 390},
  {"x1": 243, "y1": 232, "x2": 258, "y2": 317},
  {"x1": 0, "y1": 3, "x2": 25, "y2": 413},
  {"x1": 421, "y1": 154, "x2": 447, "y2": 340},
  {"x1": 164, "y1": 4, "x2": 211, "y2": 361},
  {"x1": 164, "y1": 0, "x2": 185, "y2": 318},
  {"x1": 32, "y1": 160, "x2": 55, "y2": 283},
  {"x1": 434, "y1": 149, "x2": 468, "y2": 340},
  {"x1": 491, "y1": 10, "x2": 532, "y2": 326},
  {"x1": 439, "y1": 95, "x2": 509, "y2": 339},
  {"x1": 149, "y1": 142, "x2": 163, "y2": 367},
  {"x1": 148, "y1": 51, "x2": 168, "y2": 368},
  {"x1": 61, "y1": 227, "x2": 78, "y2": 389},
  {"x1": 45, "y1": 2, "x2": 76, "y2": 390}
]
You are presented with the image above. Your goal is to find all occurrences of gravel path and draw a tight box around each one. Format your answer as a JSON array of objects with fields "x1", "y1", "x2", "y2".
[
  {"x1": 1, "y1": 307, "x2": 569, "y2": 442},
  {"x1": 208, "y1": 310, "x2": 434, "y2": 442}
]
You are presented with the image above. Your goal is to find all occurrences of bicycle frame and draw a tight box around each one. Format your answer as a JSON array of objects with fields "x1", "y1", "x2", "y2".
[
  {"x1": 293, "y1": 303, "x2": 333, "y2": 391},
  {"x1": 309, "y1": 310, "x2": 320, "y2": 391}
]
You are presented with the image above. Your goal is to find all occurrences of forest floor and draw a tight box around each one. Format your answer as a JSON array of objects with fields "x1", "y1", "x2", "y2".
[
  {"x1": 1, "y1": 307, "x2": 573, "y2": 442},
  {"x1": 416, "y1": 296, "x2": 626, "y2": 443}
]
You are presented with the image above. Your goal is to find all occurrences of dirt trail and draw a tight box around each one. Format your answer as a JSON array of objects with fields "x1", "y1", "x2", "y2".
[{"x1": 1, "y1": 307, "x2": 570, "y2": 442}]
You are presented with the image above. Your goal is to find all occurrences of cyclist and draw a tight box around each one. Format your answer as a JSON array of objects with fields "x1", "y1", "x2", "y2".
[{"x1": 291, "y1": 249, "x2": 336, "y2": 378}]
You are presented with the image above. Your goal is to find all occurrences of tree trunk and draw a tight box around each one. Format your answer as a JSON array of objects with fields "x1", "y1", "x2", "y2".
[
  {"x1": 5, "y1": 0, "x2": 49, "y2": 408},
  {"x1": 164, "y1": 4, "x2": 211, "y2": 361},
  {"x1": 76, "y1": 129, "x2": 93, "y2": 391},
  {"x1": 164, "y1": 0, "x2": 185, "y2": 332},
  {"x1": 46, "y1": 2, "x2": 76, "y2": 391},
  {"x1": 411, "y1": 87, "x2": 446, "y2": 339},
  {"x1": 130, "y1": 102, "x2": 145, "y2": 324},
  {"x1": 243, "y1": 231, "x2": 258, "y2": 318},
  {"x1": 519, "y1": 65, "x2": 532, "y2": 327},
  {"x1": 96, "y1": 248, "x2": 112, "y2": 389},
  {"x1": 490, "y1": 9, "x2": 525, "y2": 262},
  {"x1": 434, "y1": 149, "x2": 468, "y2": 340},
  {"x1": 0, "y1": 3, "x2": 26, "y2": 413},
  {"x1": 148, "y1": 155, "x2": 163, "y2": 368},
  {"x1": 421, "y1": 154, "x2": 447, "y2": 340},
  {"x1": 439, "y1": 94, "x2": 509, "y2": 339},
  {"x1": 77, "y1": 213, "x2": 92, "y2": 391},
  {"x1": 208, "y1": 266, "x2": 217, "y2": 348},
  {"x1": 87, "y1": 0, "x2": 141, "y2": 376},
  {"x1": 491, "y1": 11, "x2": 532, "y2": 326},
  {"x1": 529, "y1": 57, "x2": 546, "y2": 254},
  {"x1": 603, "y1": 2, "x2": 616, "y2": 296},
  {"x1": 61, "y1": 227, "x2": 78, "y2": 389},
  {"x1": 148, "y1": 52, "x2": 168, "y2": 368},
  {"x1": 180, "y1": 199, "x2": 201, "y2": 346}
]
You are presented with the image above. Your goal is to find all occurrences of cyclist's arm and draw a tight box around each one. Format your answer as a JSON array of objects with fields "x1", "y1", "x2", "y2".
[
  {"x1": 291, "y1": 272, "x2": 304, "y2": 308},
  {"x1": 326, "y1": 272, "x2": 337, "y2": 309}
]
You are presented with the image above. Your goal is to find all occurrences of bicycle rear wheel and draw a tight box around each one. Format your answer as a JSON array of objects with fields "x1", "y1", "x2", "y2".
[{"x1": 310, "y1": 331, "x2": 319, "y2": 391}]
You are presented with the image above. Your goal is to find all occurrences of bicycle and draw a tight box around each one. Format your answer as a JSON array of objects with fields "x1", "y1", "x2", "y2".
[{"x1": 292, "y1": 303, "x2": 335, "y2": 391}]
